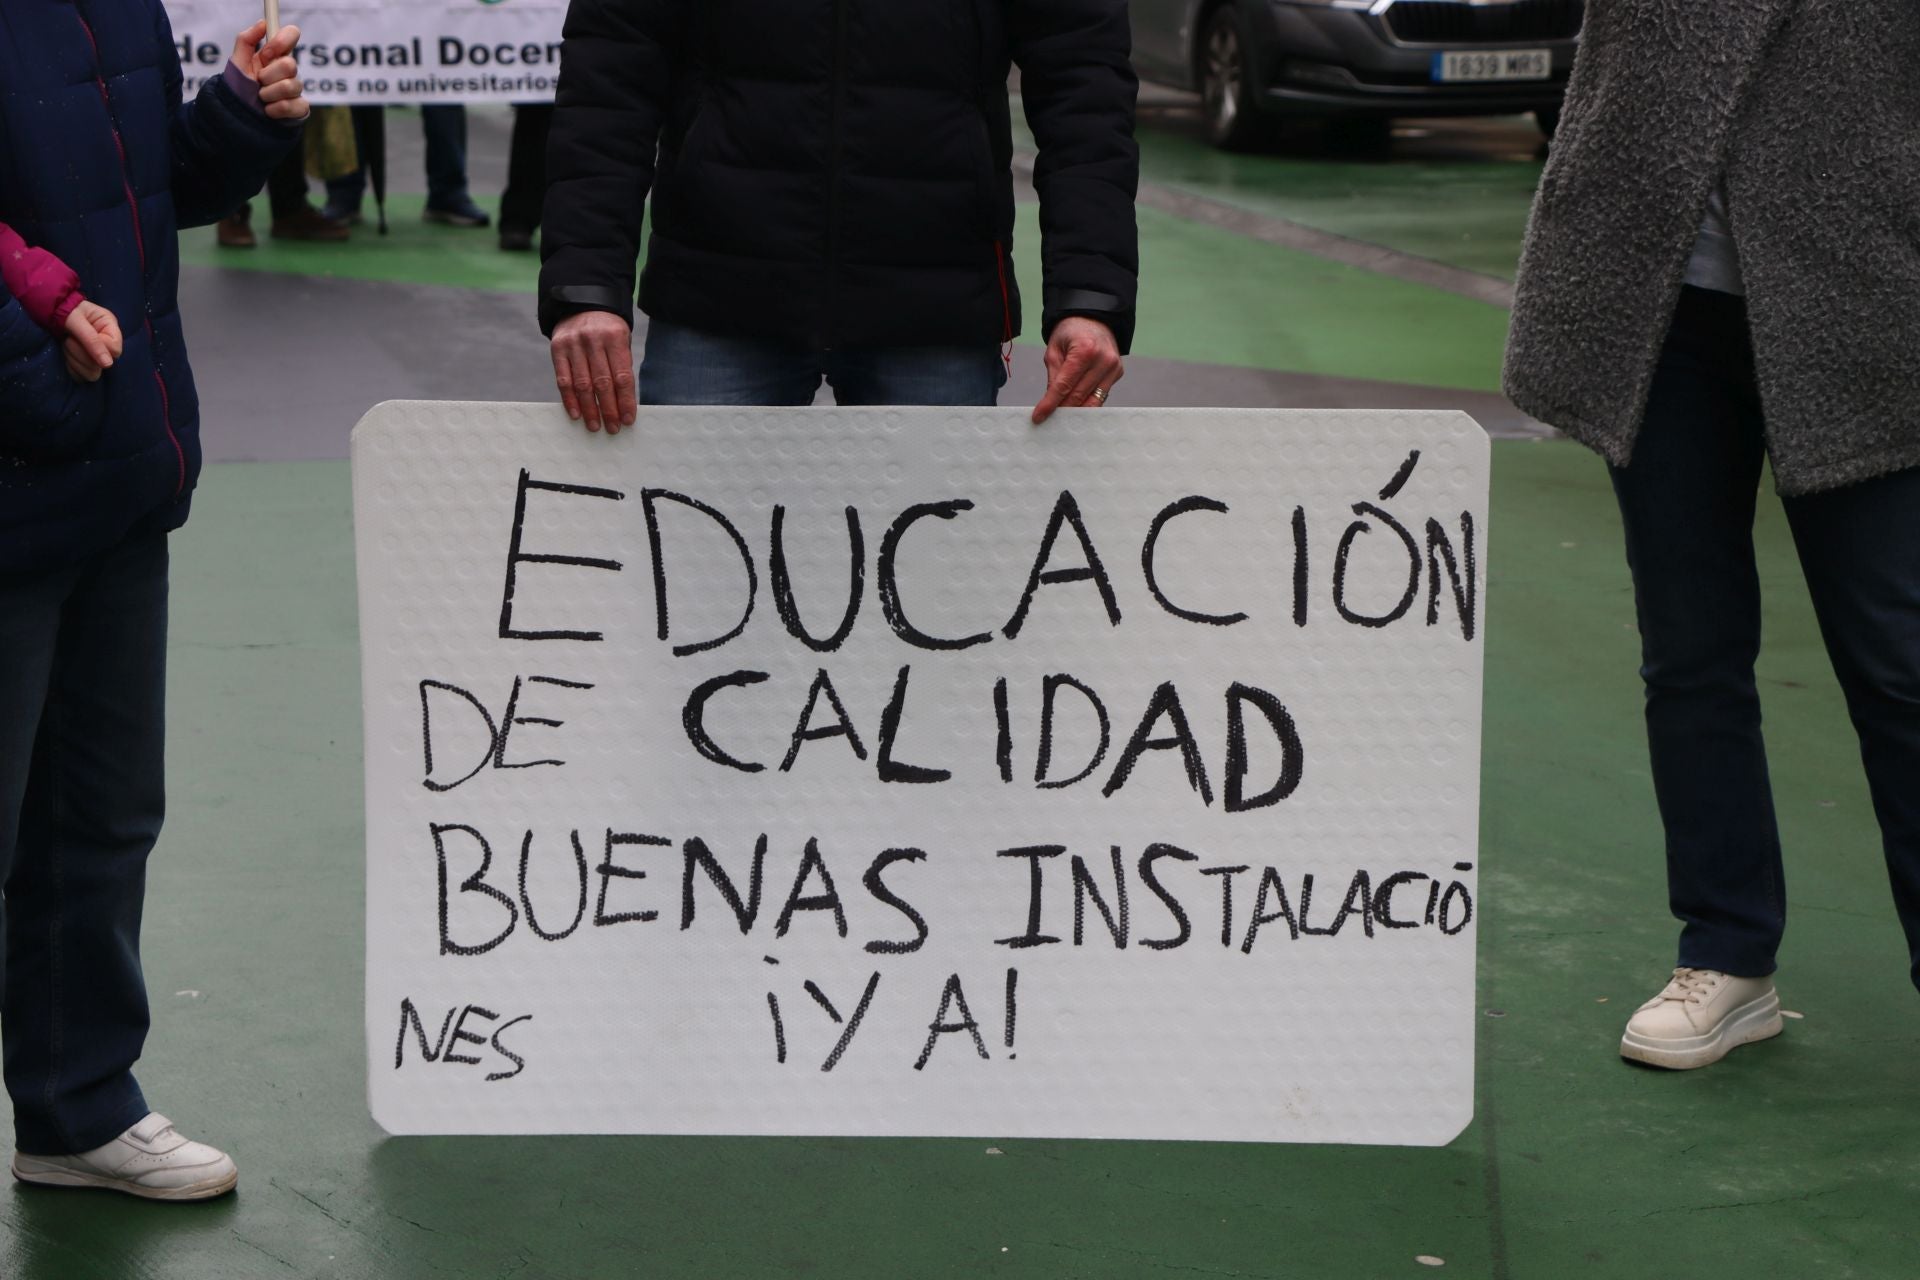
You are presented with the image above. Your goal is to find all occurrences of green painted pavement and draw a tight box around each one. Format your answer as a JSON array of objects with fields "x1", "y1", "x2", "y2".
[
  {"x1": 3, "y1": 441, "x2": 1913, "y2": 1278},
  {"x1": 1009, "y1": 105, "x2": 1543, "y2": 282},
  {"x1": 1129, "y1": 124, "x2": 1543, "y2": 282},
  {"x1": 182, "y1": 200, "x2": 1509, "y2": 393}
]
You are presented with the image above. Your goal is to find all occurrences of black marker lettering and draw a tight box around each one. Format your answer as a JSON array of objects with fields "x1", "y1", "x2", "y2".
[
  {"x1": 877, "y1": 501, "x2": 992, "y2": 650},
  {"x1": 780, "y1": 669, "x2": 868, "y2": 772},
  {"x1": 518, "y1": 829, "x2": 589, "y2": 941},
  {"x1": 498, "y1": 470, "x2": 625, "y2": 642},
  {"x1": 641, "y1": 488, "x2": 758, "y2": 656},
  {"x1": 1103, "y1": 682, "x2": 1213, "y2": 805},
  {"x1": 770, "y1": 505, "x2": 865, "y2": 652},
  {"x1": 1003, "y1": 490, "x2": 1122, "y2": 639},
  {"x1": 681, "y1": 835, "x2": 768, "y2": 934},
  {"x1": 995, "y1": 846, "x2": 1063, "y2": 949},
  {"x1": 595, "y1": 831, "x2": 669, "y2": 927},
  {"x1": 420, "y1": 680, "x2": 499, "y2": 793},
  {"x1": 1142, "y1": 496, "x2": 1247, "y2": 626},
  {"x1": 863, "y1": 848, "x2": 930, "y2": 955},
  {"x1": 434, "y1": 823, "x2": 518, "y2": 956},
  {"x1": 1223, "y1": 682, "x2": 1305, "y2": 813},
  {"x1": 1036, "y1": 674, "x2": 1111, "y2": 790},
  {"x1": 914, "y1": 974, "x2": 990, "y2": 1070},
  {"x1": 875, "y1": 665, "x2": 949, "y2": 783},
  {"x1": 1138, "y1": 843, "x2": 1199, "y2": 950},
  {"x1": 682, "y1": 670, "x2": 770, "y2": 773},
  {"x1": 775, "y1": 837, "x2": 849, "y2": 938}
]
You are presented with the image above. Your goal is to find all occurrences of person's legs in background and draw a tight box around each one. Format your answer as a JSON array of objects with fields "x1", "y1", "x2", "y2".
[
  {"x1": 638, "y1": 321, "x2": 820, "y2": 406},
  {"x1": 499, "y1": 104, "x2": 554, "y2": 252},
  {"x1": 1783, "y1": 469, "x2": 1920, "y2": 994},
  {"x1": 826, "y1": 345, "x2": 1006, "y2": 407},
  {"x1": 217, "y1": 149, "x2": 347, "y2": 247},
  {"x1": 321, "y1": 106, "x2": 384, "y2": 225},
  {"x1": 422, "y1": 105, "x2": 490, "y2": 228}
]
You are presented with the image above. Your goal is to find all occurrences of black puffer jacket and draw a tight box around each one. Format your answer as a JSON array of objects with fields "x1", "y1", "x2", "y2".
[{"x1": 537, "y1": 0, "x2": 1139, "y2": 353}]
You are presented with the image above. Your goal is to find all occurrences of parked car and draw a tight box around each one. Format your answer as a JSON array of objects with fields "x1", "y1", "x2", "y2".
[{"x1": 1130, "y1": 0, "x2": 1584, "y2": 149}]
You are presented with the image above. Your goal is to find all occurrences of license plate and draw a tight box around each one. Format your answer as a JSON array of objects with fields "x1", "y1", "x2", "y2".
[{"x1": 1432, "y1": 49, "x2": 1552, "y2": 82}]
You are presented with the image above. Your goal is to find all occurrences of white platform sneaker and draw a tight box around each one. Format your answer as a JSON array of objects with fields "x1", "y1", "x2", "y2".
[
  {"x1": 1620, "y1": 967, "x2": 1784, "y2": 1069},
  {"x1": 11, "y1": 1113, "x2": 237, "y2": 1201}
]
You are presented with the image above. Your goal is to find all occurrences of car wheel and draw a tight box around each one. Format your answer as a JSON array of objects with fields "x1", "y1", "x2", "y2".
[
  {"x1": 1201, "y1": 6, "x2": 1266, "y2": 151},
  {"x1": 1534, "y1": 107, "x2": 1560, "y2": 141}
]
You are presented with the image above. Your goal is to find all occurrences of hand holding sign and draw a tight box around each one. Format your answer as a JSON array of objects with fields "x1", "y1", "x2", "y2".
[
  {"x1": 549, "y1": 311, "x2": 638, "y2": 434},
  {"x1": 230, "y1": 20, "x2": 310, "y2": 122},
  {"x1": 1032, "y1": 317, "x2": 1125, "y2": 425}
]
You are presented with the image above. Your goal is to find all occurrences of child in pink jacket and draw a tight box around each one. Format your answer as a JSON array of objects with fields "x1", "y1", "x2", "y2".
[{"x1": 0, "y1": 223, "x2": 123, "y2": 381}]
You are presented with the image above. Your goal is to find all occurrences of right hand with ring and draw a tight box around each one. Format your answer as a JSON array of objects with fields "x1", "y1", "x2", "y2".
[{"x1": 1032, "y1": 316, "x2": 1125, "y2": 424}]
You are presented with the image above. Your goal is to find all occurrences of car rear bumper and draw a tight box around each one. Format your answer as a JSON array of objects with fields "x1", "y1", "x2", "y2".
[{"x1": 1249, "y1": 0, "x2": 1579, "y2": 117}]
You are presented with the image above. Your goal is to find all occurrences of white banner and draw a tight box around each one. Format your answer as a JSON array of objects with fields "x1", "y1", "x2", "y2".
[
  {"x1": 352, "y1": 402, "x2": 1489, "y2": 1144},
  {"x1": 170, "y1": 0, "x2": 567, "y2": 104}
]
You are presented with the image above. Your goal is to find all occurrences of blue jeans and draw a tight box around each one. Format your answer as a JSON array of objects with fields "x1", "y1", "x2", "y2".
[
  {"x1": 639, "y1": 321, "x2": 1006, "y2": 406},
  {"x1": 0, "y1": 532, "x2": 168, "y2": 1153},
  {"x1": 326, "y1": 105, "x2": 472, "y2": 212},
  {"x1": 1612, "y1": 286, "x2": 1920, "y2": 990}
]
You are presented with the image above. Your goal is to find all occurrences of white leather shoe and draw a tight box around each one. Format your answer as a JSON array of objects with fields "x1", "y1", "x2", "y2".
[
  {"x1": 11, "y1": 1113, "x2": 237, "y2": 1201},
  {"x1": 1620, "y1": 967, "x2": 1783, "y2": 1069}
]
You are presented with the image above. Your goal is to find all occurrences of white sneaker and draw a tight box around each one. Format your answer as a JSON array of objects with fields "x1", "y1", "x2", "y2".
[
  {"x1": 11, "y1": 1113, "x2": 237, "y2": 1201},
  {"x1": 1620, "y1": 967, "x2": 1783, "y2": 1070}
]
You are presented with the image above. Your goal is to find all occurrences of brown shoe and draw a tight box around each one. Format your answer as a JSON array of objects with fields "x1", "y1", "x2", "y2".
[
  {"x1": 269, "y1": 206, "x2": 350, "y2": 243},
  {"x1": 216, "y1": 211, "x2": 256, "y2": 249}
]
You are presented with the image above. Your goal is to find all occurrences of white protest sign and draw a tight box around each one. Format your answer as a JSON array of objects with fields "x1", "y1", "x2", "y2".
[
  {"x1": 169, "y1": 0, "x2": 566, "y2": 104},
  {"x1": 353, "y1": 402, "x2": 1488, "y2": 1144}
]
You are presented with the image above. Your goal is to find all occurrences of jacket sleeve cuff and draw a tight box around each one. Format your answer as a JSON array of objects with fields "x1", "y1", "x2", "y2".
[
  {"x1": 49, "y1": 290, "x2": 84, "y2": 332},
  {"x1": 222, "y1": 62, "x2": 267, "y2": 116},
  {"x1": 1042, "y1": 288, "x2": 1135, "y2": 355},
  {"x1": 539, "y1": 285, "x2": 636, "y2": 337}
]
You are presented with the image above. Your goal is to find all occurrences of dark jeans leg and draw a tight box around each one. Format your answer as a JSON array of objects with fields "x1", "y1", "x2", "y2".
[
  {"x1": 501, "y1": 104, "x2": 554, "y2": 235},
  {"x1": 265, "y1": 148, "x2": 310, "y2": 221},
  {"x1": 1783, "y1": 470, "x2": 1920, "y2": 992},
  {"x1": 638, "y1": 321, "x2": 820, "y2": 406},
  {"x1": 0, "y1": 533, "x2": 167, "y2": 1154},
  {"x1": 825, "y1": 345, "x2": 1006, "y2": 406},
  {"x1": 1610, "y1": 287, "x2": 1784, "y2": 978},
  {"x1": 422, "y1": 105, "x2": 471, "y2": 210}
]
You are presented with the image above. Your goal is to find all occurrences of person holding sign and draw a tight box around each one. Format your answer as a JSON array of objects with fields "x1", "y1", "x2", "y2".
[
  {"x1": 538, "y1": 0, "x2": 1138, "y2": 429},
  {"x1": 0, "y1": 7, "x2": 309, "y2": 1198},
  {"x1": 1505, "y1": 0, "x2": 1920, "y2": 1068}
]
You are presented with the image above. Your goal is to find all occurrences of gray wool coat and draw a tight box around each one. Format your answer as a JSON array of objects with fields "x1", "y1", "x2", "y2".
[{"x1": 1503, "y1": 0, "x2": 1920, "y2": 495}]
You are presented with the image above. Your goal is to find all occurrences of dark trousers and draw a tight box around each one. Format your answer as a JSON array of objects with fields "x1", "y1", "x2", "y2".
[
  {"x1": 0, "y1": 532, "x2": 167, "y2": 1153},
  {"x1": 327, "y1": 105, "x2": 473, "y2": 212},
  {"x1": 500, "y1": 104, "x2": 553, "y2": 235},
  {"x1": 233, "y1": 149, "x2": 310, "y2": 222},
  {"x1": 1612, "y1": 286, "x2": 1920, "y2": 991}
]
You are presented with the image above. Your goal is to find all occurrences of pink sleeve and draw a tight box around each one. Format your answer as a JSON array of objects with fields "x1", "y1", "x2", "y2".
[{"x1": 0, "y1": 222, "x2": 86, "y2": 334}]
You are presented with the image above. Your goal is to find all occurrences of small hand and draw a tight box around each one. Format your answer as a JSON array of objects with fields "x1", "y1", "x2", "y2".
[
  {"x1": 62, "y1": 339, "x2": 103, "y2": 383},
  {"x1": 550, "y1": 311, "x2": 638, "y2": 433},
  {"x1": 61, "y1": 301, "x2": 122, "y2": 382},
  {"x1": 232, "y1": 21, "x2": 311, "y2": 122},
  {"x1": 1031, "y1": 316, "x2": 1124, "y2": 424}
]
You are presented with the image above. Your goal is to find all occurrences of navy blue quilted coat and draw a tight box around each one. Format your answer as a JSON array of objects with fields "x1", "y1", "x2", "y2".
[{"x1": 0, "y1": 0, "x2": 297, "y2": 574}]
